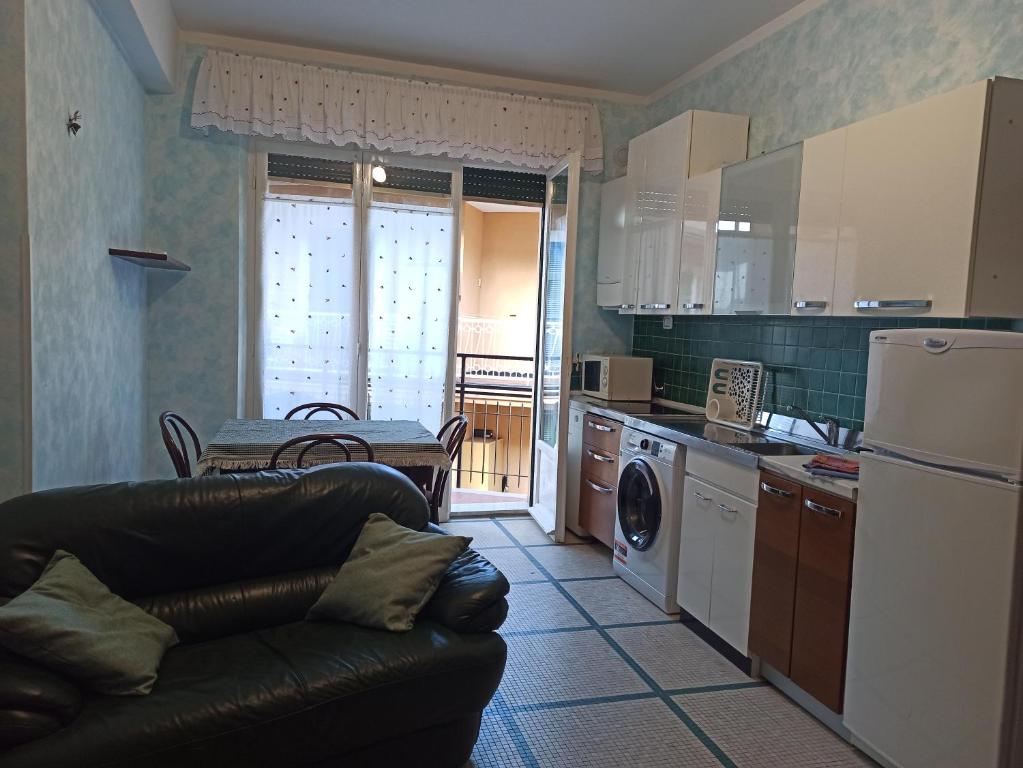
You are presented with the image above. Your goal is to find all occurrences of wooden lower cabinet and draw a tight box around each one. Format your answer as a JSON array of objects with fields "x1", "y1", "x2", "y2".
[
  {"x1": 748, "y1": 472, "x2": 803, "y2": 675},
  {"x1": 748, "y1": 473, "x2": 856, "y2": 713},
  {"x1": 579, "y1": 473, "x2": 617, "y2": 548},
  {"x1": 578, "y1": 417, "x2": 622, "y2": 549},
  {"x1": 790, "y1": 488, "x2": 856, "y2": 713}
]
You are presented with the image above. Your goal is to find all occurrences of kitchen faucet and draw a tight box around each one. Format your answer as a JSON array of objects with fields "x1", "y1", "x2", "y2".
[{"x1": 788, "y1": 405, "x2": 841, "y2": 448}]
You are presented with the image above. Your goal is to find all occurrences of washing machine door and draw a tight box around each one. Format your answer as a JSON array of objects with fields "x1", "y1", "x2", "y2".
[{"x1": 617, "y1": 458, "x2": 662, "y2": 551}]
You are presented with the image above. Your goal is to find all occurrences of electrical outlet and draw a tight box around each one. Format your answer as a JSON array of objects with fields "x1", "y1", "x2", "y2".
[{"x1": 662, "y1": 316, "x2": 673, "y2": 330}]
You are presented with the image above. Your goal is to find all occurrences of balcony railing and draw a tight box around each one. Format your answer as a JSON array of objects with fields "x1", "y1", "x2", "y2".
[{"x1": 455, "y1": 352, "x2": 534, "y2": 495}]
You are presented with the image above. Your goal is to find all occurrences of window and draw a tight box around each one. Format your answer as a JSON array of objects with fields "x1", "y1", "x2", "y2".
[{"x1": 256, "y1": 151, "x2": 459, "y2": 432}]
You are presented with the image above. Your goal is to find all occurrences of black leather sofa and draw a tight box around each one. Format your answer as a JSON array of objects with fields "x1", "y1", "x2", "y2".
[{"x1": 0, "y1": 464, "x2": 509, "y2": 767}]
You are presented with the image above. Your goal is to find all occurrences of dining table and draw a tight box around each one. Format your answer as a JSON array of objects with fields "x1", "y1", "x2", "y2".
[{"x1": 195, "y1": 418, "x2": 451, "y2": 488}]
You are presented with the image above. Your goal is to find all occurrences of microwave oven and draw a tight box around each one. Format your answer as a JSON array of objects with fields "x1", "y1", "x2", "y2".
[{"x1": 580, "y1": 355, "x2": 654, "y2": 401}]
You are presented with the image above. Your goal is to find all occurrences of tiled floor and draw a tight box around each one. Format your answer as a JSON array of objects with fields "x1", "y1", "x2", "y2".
[{"x1": 442, "y1": 516, "x2": 877, "y2": 768}]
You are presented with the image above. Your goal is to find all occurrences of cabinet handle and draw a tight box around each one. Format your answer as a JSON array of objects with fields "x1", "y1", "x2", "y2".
[
  {"x1": 587, "y1": 449, "x2": 614, "y2": 463},
  {"x1": 640, "y1": 303, "x2": 671, "y2": 310},
  {"x1": 805, "y1": 499, "x2": 842, "y2": 519},
  {"x1": 718, "y1": 503, "x2": 738, "y2": 515},
  {"x1": 793, "y1": 300, "x2": 828, "y2": 310},
  {"x1": 681, "y1": 303, "x2": 704, "y2": 310},
  {"x1": 587, "y1": 421, "x2": 615, "y2": 433},
  {"x1": 694, "y1": 491, "x2": 713, "y2": 503},
  {"x1": 760, "y1": 481, "x2": 794, "y2": 498},
  {"x1": 586, "y1": 479, "x2": 614, "y2": 495},
  {"x1": 853, "y1": 299, "x2": 932, "y2": 311},
  {"x1": 618, "y1": 304, "x2": 636, "y2": 310}
]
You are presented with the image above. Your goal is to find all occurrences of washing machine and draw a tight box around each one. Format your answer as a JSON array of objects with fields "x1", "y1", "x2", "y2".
[{"x1": 613, "y1": 425, "x2": 686, "y2": 613}]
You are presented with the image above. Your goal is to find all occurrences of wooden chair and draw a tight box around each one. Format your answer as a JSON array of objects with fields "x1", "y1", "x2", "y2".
[
  {"x1": 268, "y1": 433, "x2": 375, "y2": 469},
  {"x1": 424, "y1": 415, "x2": 469, "y2": 523},
  {"x1": 159, "y1": 411, "x2": 202, "y2": 479},
  {"x1": 285, "y1": 402, "x2": 360, "y2": 421}
]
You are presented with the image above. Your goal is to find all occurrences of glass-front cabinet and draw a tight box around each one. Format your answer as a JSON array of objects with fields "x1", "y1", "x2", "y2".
[{"x1": 713, "y1": 144, "x2": 803, "y2": 316}]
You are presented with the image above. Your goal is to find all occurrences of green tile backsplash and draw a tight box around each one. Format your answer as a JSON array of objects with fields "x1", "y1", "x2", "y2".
[{"x1": 632, "y1": 315, "x2": 1019, "y2": 431}]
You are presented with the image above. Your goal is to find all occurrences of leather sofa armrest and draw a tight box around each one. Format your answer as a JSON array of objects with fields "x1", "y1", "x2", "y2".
[
  {"x1": 0, "y1": 652, "x2": 82, "y2": 751},
  {"x1": 420, "y1": 548, "x2": 510, "y2": 633}
]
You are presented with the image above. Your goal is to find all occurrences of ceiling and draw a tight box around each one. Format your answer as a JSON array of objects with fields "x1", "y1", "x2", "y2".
[
  {"x1": 170, "y1": 0, "x2": 809, "y2": 96},
  {"x1": 467, "y1": 201, "x2": 542, "y2": 214}
]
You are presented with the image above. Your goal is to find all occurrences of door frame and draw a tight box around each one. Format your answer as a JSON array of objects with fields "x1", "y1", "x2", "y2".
[{"x1": 529, "y1": 152, "x2": 581, "y2": 541}]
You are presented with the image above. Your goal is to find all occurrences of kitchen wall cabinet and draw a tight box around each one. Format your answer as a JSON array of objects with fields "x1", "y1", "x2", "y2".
[
  {"x1": 677, "y1": 168, "x2": 721, "y2": 315},
  {"x1": 713, "y1": 143, "x2": 803, "y2": 316},
  {"x1": 832, "y1": 77, "x2": 1023, "y2": 318},
  {"x1": 677, "y1": 450, "x2": 758, "y2": 655},
  {"x1": 597, "y1": 175, "x2": 628, "y2": 309},
  {"x1": 790, "y1": 128, "x2": 847, "y2": 316},
  {"x1": 748, "y1": 472, "x2": 856, "y2": 713},
  {"x1": 619, "y1": 110, "x2": 749, "y2": 315}
]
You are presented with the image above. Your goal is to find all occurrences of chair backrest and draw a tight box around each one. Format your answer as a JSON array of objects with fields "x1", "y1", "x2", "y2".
[
  {"x1": 430, "y1": 415, "x2": 469, "y2": 514},
  {"x1": 0, "y1": 465, "x2": 429, "y2": 643},
  {"x1": 285, "y1": 402, "x2": 360, "y2": 421},
  {"x1": 158, "y1": 411, "x2": 201, "y2": 478},
  {"x1": 269, "y1": 433, "x2": 375, "y2": 469}
]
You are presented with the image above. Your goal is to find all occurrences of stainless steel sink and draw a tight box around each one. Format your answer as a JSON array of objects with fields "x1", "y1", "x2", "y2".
[{"x1": 729, "y1": 442, "x2": 819, "y2": 456}]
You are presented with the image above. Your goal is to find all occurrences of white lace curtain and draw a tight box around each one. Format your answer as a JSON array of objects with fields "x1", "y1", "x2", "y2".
[
  {"x1": 260, "y1": 197, "x2": 360, "y2": 419},
  {"x1": 365, "y1": 201, "x2": 455, "y2": 433},
  {"x1": 192, "y1": 49, "x2": 604, "y2": 172}
]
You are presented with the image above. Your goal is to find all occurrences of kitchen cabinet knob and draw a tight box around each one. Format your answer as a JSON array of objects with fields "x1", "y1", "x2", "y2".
[
  {"x1": 586, "y1": 479, "x2": 614, "y2": 494},
  {"x1": 587, "y1": 421, "x2": 614, "y2": 433},
  {"x1": 805, "y1": 499, "x2": 842, "y2": 518},
  {"x1": 853, "y1": 299, "x2": 932, "y2": 311},
  {"x1": 760, "y1": 482, "x2": 793, "y2": 498},
  {"x1": 587, "y1": 449, "x2": 614, "y2": 463}
]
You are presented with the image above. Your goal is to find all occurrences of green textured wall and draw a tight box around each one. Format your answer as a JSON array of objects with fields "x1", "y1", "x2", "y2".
[{"x1": 633, "y1": 315, "x2": 1016, "y2": 430}]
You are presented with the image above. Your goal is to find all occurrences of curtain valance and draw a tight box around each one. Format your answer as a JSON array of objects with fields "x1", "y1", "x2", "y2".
[{"x1": 191, "y1": 49, "x2": 604, "y2": 172}]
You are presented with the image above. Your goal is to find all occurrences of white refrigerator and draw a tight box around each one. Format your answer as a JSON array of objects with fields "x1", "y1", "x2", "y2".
[{"x1": 844, "y1": 329, "x2": 1023, "y2": 768}]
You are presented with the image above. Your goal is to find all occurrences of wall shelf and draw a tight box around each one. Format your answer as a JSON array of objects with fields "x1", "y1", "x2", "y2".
[{"x1": 109, "y1": 248, "x2": 190, "y2": 271}]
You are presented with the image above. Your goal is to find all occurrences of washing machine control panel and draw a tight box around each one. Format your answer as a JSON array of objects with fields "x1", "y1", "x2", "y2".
[{"x1": 622, "y1": 429, "x2": 676, "y2": 462}]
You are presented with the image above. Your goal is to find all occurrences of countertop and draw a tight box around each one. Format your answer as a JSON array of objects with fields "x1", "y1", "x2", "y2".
[
  {"x1": 570, "y1": 393, "x2": 858, "y2": 501},
  {"x1": 758, "y1": 454, "x2": 858, "y2": 502}
]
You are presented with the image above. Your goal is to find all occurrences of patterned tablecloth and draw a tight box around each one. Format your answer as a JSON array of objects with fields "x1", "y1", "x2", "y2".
[{"x1": 196, "y1": 419, "x2": 451, "y2": 475}]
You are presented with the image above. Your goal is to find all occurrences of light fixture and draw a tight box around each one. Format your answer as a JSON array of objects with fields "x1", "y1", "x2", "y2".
[{"x1": 371, "y1": 165, "x2": 387, "y2": 184}]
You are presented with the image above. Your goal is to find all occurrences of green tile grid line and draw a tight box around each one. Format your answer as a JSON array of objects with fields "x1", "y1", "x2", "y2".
[{"x1": 632, "y1": 315, "x2": 1020, "y2": 431}]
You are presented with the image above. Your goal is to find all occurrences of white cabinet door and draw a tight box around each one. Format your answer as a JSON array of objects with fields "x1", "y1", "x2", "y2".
[
  {"x1": 677, "y1": 475, "x2": 718, "y2": 622},
  {"x1": 832, "y1": 80, "x2": 988, "y2": 317},
  {"x1": 597, "y1": 175, "x2": 628, "y2": 308},
  {"x1": 620, "y1": 133, "x2": 650, "y2": 314},
  {"x1": 677, "y1": 168, "x2": 720, "y2": 314},
  {"x1": 706, "y1": 485, "x2": 757, "y2": 656},
  {"x1": 636, "y1": 116, "x2": 690, "y2": 314},
  {"x1": 791, "y1": 127, "x2": 847, "y2": 316}
]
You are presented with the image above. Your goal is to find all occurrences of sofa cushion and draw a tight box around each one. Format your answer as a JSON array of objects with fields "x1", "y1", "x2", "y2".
[
  {"x1": 0, "y1": 551, "x2": 178, "y2": 696},
  {"x1": 0, "y1": 620, "x2": 506, "y2": 768},
  {"x1": 308, "y1": 513, "x2": 471, "y2": 631}
]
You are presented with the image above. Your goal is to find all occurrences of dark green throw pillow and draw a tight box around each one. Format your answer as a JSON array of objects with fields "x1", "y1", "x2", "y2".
[
  {"x1": 0, "y1": 550, "x2": 178, "y2": 695},
  {"x1": 308, "y1": 513, "x2": 471, "y2": 632}
]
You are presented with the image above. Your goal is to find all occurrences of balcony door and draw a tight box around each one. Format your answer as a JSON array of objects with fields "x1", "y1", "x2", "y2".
[
  {"x1": 530, "y1": 153, "x2": 580, "y2": 540},
  {"x1": 252, "y1": 146, "x2": 460, "y2": 435}
]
